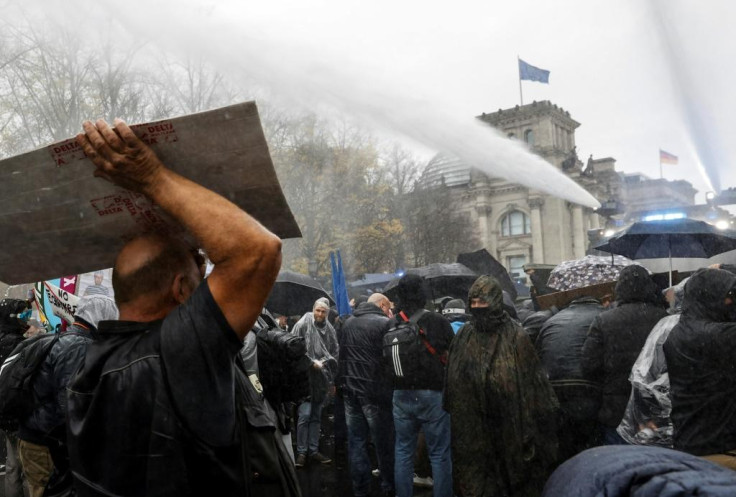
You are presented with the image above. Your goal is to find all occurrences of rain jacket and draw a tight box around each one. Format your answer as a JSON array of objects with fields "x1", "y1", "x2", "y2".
[
  {"x1": 445, "y1": 276, "x2": 559, "y2": 497},
  {"x1": 617, "y1": 278, "x2": 687, "y2": 447},
  {"x1": 582, "y1": 265, "x2": 668, "y2": 427},
  {"x1": 663, "y1": 268, "x2": 736, "y2": 456},
  {"x1": 542, "y1": 445, "x2": 736, "y2": 497},
  {"x1": 292, "y1": 312, "x2": 338, "y2": 403},
  {"x1": 337, "y1": 302, "x2": 392, "y2": 405}
]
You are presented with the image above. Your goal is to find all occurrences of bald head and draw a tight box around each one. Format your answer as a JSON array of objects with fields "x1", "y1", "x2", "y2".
[
  {"x1": 113, "y1": 234, "x2": 200, "y2": 312},
  {"x1": 367, "y1": 293, "x2": 388, "y2": 305},
  {"x1": 368, "y1": 293, "x2": 392, "y2": 317}
]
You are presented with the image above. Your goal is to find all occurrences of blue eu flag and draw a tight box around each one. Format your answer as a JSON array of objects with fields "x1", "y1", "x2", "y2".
[{"x1": 518, "y1": 58, "x2": 550, "y2": 83}]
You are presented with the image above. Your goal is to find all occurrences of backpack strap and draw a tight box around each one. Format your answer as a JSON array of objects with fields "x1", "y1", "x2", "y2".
[{"x1": 399, "y1": 310, "x2": 446, "y2": 365}]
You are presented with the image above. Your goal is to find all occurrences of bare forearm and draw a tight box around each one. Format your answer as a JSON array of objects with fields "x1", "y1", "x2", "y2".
[{"x1": 146, "y1": 168, "x2": 279, "y2": 267}]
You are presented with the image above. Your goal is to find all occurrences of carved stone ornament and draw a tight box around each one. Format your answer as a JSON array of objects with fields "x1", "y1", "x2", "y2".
[{"x1": 528, "y1": 197, "x2": 545, "y2": 209}]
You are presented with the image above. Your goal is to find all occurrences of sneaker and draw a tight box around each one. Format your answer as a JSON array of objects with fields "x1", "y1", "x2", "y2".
[
  {"x1": 295, "y1": 454, "x2": 307, "y2": 468},
  {"x1": 413, "y1": 474, "x2": 434, "y2": 488},
  {"x1": 310, "y1": 452, "x2": 332, "y2": 464},
  {"x1": 371, "y1": 468, "x2": 380, "y2": 477}
]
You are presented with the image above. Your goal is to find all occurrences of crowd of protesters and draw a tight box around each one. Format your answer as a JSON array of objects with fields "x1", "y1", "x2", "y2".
[{"x1": 0, "y1": 117, "x2": 736, "y2": 497}]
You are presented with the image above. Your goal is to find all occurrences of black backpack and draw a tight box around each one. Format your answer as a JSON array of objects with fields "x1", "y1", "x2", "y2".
[
  {"x1": 0, "y1": 333, "x2": 59, "y2": 431},
  {"x1": 382, "y1": 309, "x2": 445, "y2": 381}
]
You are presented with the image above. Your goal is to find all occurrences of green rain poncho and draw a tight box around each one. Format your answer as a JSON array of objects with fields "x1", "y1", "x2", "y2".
[{"x1": 445, "y1": 275, "x2": 560, "y2": 497}]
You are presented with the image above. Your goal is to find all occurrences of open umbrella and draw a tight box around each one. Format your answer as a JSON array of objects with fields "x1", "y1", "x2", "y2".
[
  {"x1": 383, "y1": 263, "x2": 478, "y2": 302},
  {"x1": 457, "y1": 248, "x2": 518, "y2": 300},
  {"x1": 547, "y1": 254, "x2": 639, "y2": 291},
  {"x1": 594, "y1": 218, "x2": 736, "y2": 286},
  {"x1": 265, "y1": 270, "x2": 334, "y2": 317}
]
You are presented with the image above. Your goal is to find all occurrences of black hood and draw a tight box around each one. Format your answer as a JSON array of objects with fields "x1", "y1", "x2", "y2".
[
  {"x1": 353, "y1": 301, "x2": 386, "y2": 318},
  {"x1": 615, "y1": 265, "x2": 661, "y2": 305},
  {"x1": 682, "y1": 268, "x2": 736, "y2": 322}
]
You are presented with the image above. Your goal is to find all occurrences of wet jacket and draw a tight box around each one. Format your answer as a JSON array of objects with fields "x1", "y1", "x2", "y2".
[
  {"x1": 445, "y1": 276, "x2": 559, "y2": 497},
  {"x1": 0, "y1": 325, "x2": 25, "y2": 364},
  {"x1": 385, "y1": 308, "x2": 453, "y2": 391},
  {"x1": 582, "y1": 265, "x2": 667, "y2": 427},
  {"x1": 536, "y1": 297, "x2": 604, "y2": 388},
  {"x1": 338, "y1": 302, "x2": 392, "y2": 405},
  {"x1": 19, "y1": 326, "x2": 92, "y2": 446},
  {"x1": 663, "y1": 268, "x2": 736, "y2": 456},
  {"x1": 542, "y1": 445, "x2": 736, "y2": 497},
  {"x1": 522, "y1": 309, "x2": 556, "y2": 344}
]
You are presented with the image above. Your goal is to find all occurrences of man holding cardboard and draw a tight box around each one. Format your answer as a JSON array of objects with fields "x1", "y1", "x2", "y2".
[{"x1": 67, "y1": 119, "x2": 283, "y2": 496}]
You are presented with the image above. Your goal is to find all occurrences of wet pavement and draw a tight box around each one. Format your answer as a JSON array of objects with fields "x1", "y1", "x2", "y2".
[
  {"x1": 295, "y1": 401, "x2": 434, "y2": 497},
  {"x1": 0, "y1": 403, "x2": 435, "y2": 497}
]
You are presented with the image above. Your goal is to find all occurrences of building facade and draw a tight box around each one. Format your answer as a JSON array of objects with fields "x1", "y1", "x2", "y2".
[
  {"x1": 423, "y1": 100, "x2": 727, "y2": 282},
  {"x1": 424, "y1": 101, "x2": 613, "y2": 281}
]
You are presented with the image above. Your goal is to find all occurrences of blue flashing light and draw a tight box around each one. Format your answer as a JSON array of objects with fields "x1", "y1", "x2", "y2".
[
  {"x1": 643, "y1": 212, "x2": 686, "y2": 222},
  {"x1": 395, "y1": 270, "x2": 405, "y2": 277}
]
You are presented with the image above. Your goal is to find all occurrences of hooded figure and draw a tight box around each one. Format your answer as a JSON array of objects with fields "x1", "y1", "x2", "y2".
[
  {"x1": 663, "y1": 268, "x2": 736, "y2": 464},
  {"x1": 291, "y1": 298, "x2": 339, "y2": 466},
  {"x1": 581, "y1": 265, "x2": 667, "y2": 443},
  {"x1": 444, "y1": 275, "x2": 559, "y2": 497},
  {"x1": 292, "y1": 298, "x2": 339, "y2": 404},
  {"x1": 618, "y1": 277, "x2": 688, "y2": 447}
]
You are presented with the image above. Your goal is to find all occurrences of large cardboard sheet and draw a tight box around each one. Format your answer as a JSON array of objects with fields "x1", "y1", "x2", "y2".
[{"x1": 0, "y1": 102, "x2": 301, "y2": 284}]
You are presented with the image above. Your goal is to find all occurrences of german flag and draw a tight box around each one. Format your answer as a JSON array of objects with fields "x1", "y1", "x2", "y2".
[{"x1": 659, "y1": 149, "x2": 678, "y2": 165}]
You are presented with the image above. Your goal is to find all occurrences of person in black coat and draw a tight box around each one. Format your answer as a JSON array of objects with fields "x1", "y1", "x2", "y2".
[
  {"x1": 0, "y1": 298, "x2": 32, "y2": 497},
  {"x1": 663, "y1": 268, "x2": 736, "y2": 470},
  {"x1": 536, "y1": 296, "x2": 605, "y2": 459},
  {"x1": 339, "y1": 293, "x2": 395, "y2": 497},
  {"x1": 582, "y1": 265, "x2": 667, "y2": 445}
]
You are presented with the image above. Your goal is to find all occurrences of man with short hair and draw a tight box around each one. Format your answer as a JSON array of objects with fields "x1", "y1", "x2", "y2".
[
  {"x1": 83, "y1": 271, "x2": 110, "y2": 297},
  {"x1": 291, "y1": 298, "x2": 339, "y2": 467},
  {"x1": 67, "y1": 118, "x2": 283, "y2": 496},
  {"x1": 339, "y1": 293, "x2": 395, "y2": 497},
  {"x1": 389, "y1": 274, "x2": 454, "y2": 497}
]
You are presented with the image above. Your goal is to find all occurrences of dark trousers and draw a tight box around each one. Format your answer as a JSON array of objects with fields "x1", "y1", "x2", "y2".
[{"x1": 345, "y1": 393, "x2": 395, "y2": 497}]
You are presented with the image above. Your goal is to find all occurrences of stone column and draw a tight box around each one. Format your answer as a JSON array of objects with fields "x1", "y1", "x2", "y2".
[
  {"x1": 529, "y1": 197, "x2": 545, "y2": 263},
  {"x1": 476, "y1": 204, "x2": 492, "y2": 248},
  {"x1": 572, "y1": 204, "x2": 585, "y2": 259},
  {"x1": 589, "y1": 211, "x2": 601, "y2": 230}
]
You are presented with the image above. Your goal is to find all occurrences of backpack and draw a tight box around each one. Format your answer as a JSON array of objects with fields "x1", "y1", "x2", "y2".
[
  {"x1": 382, "y1": 309, "x2": 446, "y2": 381},
  {"x1": 0, "y1": 333, "x2": 59, "y2": 431}
]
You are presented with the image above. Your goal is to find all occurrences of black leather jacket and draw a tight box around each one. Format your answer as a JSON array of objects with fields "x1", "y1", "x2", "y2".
[
  {"x1": 536, "y1": 297, "x2": 604, "y2": 386},
  {"x1": 19, "y1": 327, "x2": 92, "y2": 445}
]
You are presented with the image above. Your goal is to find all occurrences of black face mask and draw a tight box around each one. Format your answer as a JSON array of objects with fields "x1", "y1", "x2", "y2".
[{"x1": 469, "y1": 307, "x2": 502, "y2": 332}]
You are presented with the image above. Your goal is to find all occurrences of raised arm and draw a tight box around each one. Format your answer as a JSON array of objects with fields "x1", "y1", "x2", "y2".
[{"x1": 76, "y1": 119, "x2": 282, "y2": 340}]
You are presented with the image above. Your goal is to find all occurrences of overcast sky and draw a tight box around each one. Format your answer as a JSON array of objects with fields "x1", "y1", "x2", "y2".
[
  {"x1": 14, "y1": 0, "x2": 736, "y2": 204},
  {"x1": 225, "y1": 0, "x2": 735, "y2": 201}
]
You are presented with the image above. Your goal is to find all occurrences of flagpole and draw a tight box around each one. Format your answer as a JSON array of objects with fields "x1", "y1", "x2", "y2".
[
  {"x1": 659, "y1": 148, "x2": 663, "y2": 179},
  {"x1": 518, "y1": 55, "x2": 524, "y2": 105}
]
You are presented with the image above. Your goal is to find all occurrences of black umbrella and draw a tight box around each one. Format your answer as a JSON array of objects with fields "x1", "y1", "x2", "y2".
[
  {"x1": 383, "y1": 263, "x2": 478, "y2": 302},
  {"x1": 594, "y1": 218, "x2": 736, "y2": 286},
  {"x1": 457, "y1": 248, "x2": 518, "y2": 300},
  {"x1": 265, "y1": 270, "x2": 334, "y2": 317}
]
